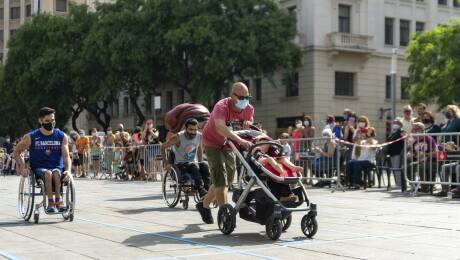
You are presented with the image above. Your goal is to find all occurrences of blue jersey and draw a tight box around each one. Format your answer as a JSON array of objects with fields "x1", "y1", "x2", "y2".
[{"x1": 28, "y1": 128, "x2": 65, "y2": 171}]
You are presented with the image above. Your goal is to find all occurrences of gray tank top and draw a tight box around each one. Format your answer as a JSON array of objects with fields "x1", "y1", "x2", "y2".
[{"x1": 174, "y1": 131, "x2": 202, "y2": 163}]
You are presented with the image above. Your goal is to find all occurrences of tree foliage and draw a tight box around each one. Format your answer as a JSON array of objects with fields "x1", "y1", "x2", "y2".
[
  {"x1": 406, "y1": 19, "x2": 460, "y2": 109},
  {"x1": 1, "y1": 0, "x2": 302, "y2": 134}
]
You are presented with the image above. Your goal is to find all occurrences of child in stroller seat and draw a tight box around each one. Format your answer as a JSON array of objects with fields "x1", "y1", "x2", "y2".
[{"x1": 252, "y1": 137, "x2": 304, "y2": 203}]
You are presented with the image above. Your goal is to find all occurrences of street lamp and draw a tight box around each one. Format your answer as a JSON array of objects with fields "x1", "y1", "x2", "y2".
[{"x1": 390, "y1": 48, "x2": 398, "y2": 120}]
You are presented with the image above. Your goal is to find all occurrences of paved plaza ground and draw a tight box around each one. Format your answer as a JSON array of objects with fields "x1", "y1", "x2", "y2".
[{"x1": 0, "y1": 176, "x2": 459, "y2": 260}]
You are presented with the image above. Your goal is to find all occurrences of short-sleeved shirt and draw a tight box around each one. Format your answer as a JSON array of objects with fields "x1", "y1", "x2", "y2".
[
  {"x1": 202, "y1": 98, "x2": 254, "y2": 148},
  {"x1": 412, "y1": 136, "x2": 437, "y2": 155},
  {"x1": 76, "y1": 137, "x2": 90, "y2": 154}
]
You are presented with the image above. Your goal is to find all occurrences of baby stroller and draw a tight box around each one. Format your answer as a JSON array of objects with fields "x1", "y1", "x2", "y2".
[{"x1": 218, "y1": 130, "x2": 318, "y2": 240}]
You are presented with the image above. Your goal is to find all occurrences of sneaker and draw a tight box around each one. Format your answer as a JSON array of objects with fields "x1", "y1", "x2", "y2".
[
  {"x1": 46, "y1": 205, "x2": 56, "y2": 213},
  {"x1": 196, "y1": 202, "x2": 214, "y2": 224},
  {"x1": 55, "y1": 201, "x2": 67, "y2": 213}
]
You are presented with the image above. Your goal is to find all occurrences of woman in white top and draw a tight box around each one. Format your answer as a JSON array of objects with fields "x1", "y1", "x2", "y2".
[{"x1": 346, "y1": 127, "x2": 378, "y2": 188}]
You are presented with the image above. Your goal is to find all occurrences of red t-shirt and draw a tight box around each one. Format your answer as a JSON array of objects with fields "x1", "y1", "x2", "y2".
[{"x1": 203, "y1": 98, "x2": 254, "y2": 148}]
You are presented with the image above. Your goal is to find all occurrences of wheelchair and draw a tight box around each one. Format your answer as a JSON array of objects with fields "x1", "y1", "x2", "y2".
[
  {"x1": 18, "y1": 170, "x2": 76, "y2": 223},
  {"x1": 162, "y1": 164, "x2": 201, "y2": 210}
]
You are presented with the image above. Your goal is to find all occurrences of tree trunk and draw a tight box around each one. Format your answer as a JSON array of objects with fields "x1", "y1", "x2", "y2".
[
  {"x1": 71, "y1": 106, "x2": 83, "y2": 131},
  {"x1": 130, "y1": 95, "x2": 145, "y2": 126},
  {"x1": 87, "y1": 102, "x2": 111, "y2": 131}
]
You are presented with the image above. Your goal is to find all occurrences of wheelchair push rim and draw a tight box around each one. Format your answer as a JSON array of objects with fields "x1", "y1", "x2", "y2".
[
  {"x1": 62, "y1": 179, "x2": 76, "y2": 221},
  {"x1": 162, "y1": 168, "x2": 181, "y2": 208},
  {"x1": 18, "y1": 173, "x2": 35, "y2": 221}
]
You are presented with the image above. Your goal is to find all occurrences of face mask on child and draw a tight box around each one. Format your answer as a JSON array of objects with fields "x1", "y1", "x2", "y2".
[{"x1": 358, "y1": 122, "x2": 366, "y2": 128}]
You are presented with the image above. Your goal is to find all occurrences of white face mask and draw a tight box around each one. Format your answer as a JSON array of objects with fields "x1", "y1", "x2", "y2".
[
  {"x1": 304, "y1": 121, "x2": 310, "y2": 127},
  {"x1": 296, "y1": 123, "x2": 302, "y2": 128},
  {"x1": 358, "y1": 122, "x2": 366, "y2": 128},
  {"x1": 392, "y1": 124, "x2": 401, "y2": 131}
]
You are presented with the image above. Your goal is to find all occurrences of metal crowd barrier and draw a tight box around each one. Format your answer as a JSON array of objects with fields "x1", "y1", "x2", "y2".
[
  {"x1": 404, "y1": 132, "x2": 460, "y2": 198},
  {"x1": 285, "y1": 137, "x2": 343, "y2": 191},
  {"x1": 83, "y1": 144, "x2": 163, "y2": 181}
]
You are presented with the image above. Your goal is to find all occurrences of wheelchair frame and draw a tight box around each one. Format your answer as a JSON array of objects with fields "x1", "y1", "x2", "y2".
[
  {"x1": 18, "y1": 170, "x2": 76, "y2": 223},
  {"x1": 162, "y1": 164, "x2": 201, "y2": 210}
]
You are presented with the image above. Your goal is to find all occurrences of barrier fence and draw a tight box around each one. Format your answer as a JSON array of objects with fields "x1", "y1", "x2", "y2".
[
  {"x1": 284, "y1": 137, "x2": 343, "y2": 191},
  {"x1": 60, "y1": 132, "x2": 460, "y2": 198},
  {"x1": 72, "y1": 144, "x2": 164, "y2": 181},
  {"x1": 404, "y1": 132, "x2": 460, "y2": 198}
]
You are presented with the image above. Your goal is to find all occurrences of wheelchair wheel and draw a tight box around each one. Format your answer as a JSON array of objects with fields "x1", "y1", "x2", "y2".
[
  {"x1": 217, "y1": 204, "x2": 236, "y2": 235},
  {"x1": 18, "y1": 173, "x2": 35, "y2": 221},
  {"x1": 281, "y1": 214, "x2": 292, "y2": 232},
  {"x1": 63, "y1": 179, "x2": 76, "y2": 222},
  {"x1": 301, "y1": 214, "x2": 318, "y2": 238},
  {"x1": 162, "y1": 168, "x2": 181, "y2": 208}
]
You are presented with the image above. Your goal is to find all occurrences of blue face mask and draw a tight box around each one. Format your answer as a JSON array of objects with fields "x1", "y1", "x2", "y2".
[{"x1": 235, "y1": 99, "x2": 249, "y2": 110}]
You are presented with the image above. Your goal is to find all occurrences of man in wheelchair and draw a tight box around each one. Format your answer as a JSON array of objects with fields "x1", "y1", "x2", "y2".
[
  {"x1": 14, "y1": 107, "x2": 72, "y2": 213},
  {"x1": 161, "y1": 118, "x2": 209, "y2": 198}
]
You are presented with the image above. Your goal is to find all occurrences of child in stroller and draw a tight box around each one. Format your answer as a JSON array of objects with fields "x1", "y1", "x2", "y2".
[
  {"x1": 115, "y1": 143, "x2": 137, "y2": 180},
  {"x1": 222, "y1": 129, "x2": 317, "y2": 240},
  {"x1": 252, "y1": 136, "x2": 304, "y2": 203}
]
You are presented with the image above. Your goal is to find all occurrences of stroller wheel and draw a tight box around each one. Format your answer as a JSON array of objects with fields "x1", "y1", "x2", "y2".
[
  {"x1": 266, "y1": 217, "x2": 282, "y2": 241},
  {"x1": 301, "y1": 214, "x2": 318, "y2": 238},
  {"x1": 217, "y1": 204, "x2": 236, "y2": 235},
  {"x1": 281, "y1": 214, "x2": 292, "y2": 232}
]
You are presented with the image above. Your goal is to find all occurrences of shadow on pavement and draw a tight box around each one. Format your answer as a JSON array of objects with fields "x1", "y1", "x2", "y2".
[
  {"x1": 107, "y1": 195, "x2": 163, "y2": 202},
  {"x1": 116, "y1": 206, "x2": 185, "y2": 215},
  {"x1": 122, "y1": 223, "x2": 285, "y2": 248}
]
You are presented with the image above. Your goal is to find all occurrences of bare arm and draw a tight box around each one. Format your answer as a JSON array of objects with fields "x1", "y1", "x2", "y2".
[
  {"x1": 61, "y1": 135, "x2": 71, "y2": 175},
  {"x1": 14, "y1": 135, "x2": 31, "y2": 176},
  {"x1": 197, "y1": 142, "x2": 203, "y2": 162},
  {"x1": 215, "y1": 119, "x2": 248, "y2": 146},
  {"x1": 161, "y1": 135, "x2": 180, "y2": 164}
]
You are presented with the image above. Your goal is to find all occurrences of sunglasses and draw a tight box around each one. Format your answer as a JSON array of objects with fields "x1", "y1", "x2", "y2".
[
  {"x1": 233, "y1": 93, "x2": 251, "y2": 100},
  {"x1": 404, "y1": 110, "x2": 411, "y2": 113}
]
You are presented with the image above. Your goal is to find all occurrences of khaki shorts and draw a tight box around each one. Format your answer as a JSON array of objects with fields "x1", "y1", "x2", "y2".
[{"x1": 205, "y1": 146, "x2": 236, "y2": 187}]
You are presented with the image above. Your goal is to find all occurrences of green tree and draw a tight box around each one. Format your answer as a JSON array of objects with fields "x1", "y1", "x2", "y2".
[
  {"x1": 406, "y1": 19, "x2": 460, "y2": 109},
  {"x1": 3, "y1": 14, "x2": 75, "y2": 131},
  {"x1": 143, "y1": 0, "x2": 302, "y2": 104}
]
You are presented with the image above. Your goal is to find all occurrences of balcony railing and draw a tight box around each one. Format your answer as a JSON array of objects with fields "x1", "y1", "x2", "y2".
[{"x1": 328, "y1": 32, "x2": 374, "y2": 53}]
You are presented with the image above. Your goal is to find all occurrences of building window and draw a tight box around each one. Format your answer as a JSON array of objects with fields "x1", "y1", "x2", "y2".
[
  {"x1": 56, "y1": 0, "x2": 67, "y2": 12},
  {"x1": 335, "y1": 72, "x2": 354, "y2": 96},
  {"x1": 26, "y1": 4, "x2": 31, "y2": 17},
  {"x1": 145, "y1": 94, "x2": 152, "y2": 114},
  {"x1": 338, "y1": 5, "x2": 351, "y2": 33},
  {"x1": 177, "y1": 89, "x2": 184, "y2": 104},
  {"x1": 385, "y1": 75, "x2": 391, "y2": 99},
  {"x1": 438, "y1": 0, "x2": 448, "y2": 5},
  {"x1": 0, "y1": 8, "x2": 4, "y2": 19},
  {"x1": 10, "y1": 7, "x2": 20, "y2": 19},
  {"x1": 255, "y1": 78, "x2": 262, "y2": 101},
  {"x1": 385, "y1": 18, "x2": 394, "y2": 45},
  {"x1": 284, "y1": 72, "x2": 299, "y2": 97},
  {"x1": 166, "y1": 91, "x2": 173, "y2": 111},
  {"x1": 401, "y1": 77, "x2": 410, "y2": 100},
  {"x1": 112, "y1": 100, "x2": 119, "y2": 118},
  {"x1": 416, "y1": 22, "x2": 425, "y2": 33},
  {"x1": 123, "y1": 97, "x2": 129, "y2": 116},
  {"x1": 0, "y1": 30, "x2": 3, "y2": 42},
  {"x1": 400, "y1": 19, "x2": 410, "y2": 47}
]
